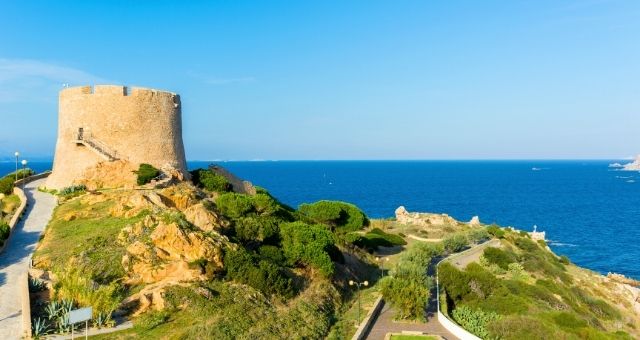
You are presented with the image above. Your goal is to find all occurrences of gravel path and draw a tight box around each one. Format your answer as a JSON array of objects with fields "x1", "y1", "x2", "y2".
[{"x1": 0, "y1": 179, "x2": 56, "y2": 339}]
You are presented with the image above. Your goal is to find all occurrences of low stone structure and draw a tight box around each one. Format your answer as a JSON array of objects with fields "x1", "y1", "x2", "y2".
[
  {"x1": 529, "y1": 225, "x2": 546, "y2": 241},
  {"x1": 395, "y1": 206, "x2": 458, "y2": 226}
]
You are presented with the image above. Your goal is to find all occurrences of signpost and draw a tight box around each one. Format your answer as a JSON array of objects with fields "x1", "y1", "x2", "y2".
[{"x1": 68, "y1": 306, "x2": 92, "y2": 339}]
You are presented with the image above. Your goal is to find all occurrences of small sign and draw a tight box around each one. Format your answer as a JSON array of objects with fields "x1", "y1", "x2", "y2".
[{"x1": 68, "y1": 307, "x2": 92, "y2": 324}]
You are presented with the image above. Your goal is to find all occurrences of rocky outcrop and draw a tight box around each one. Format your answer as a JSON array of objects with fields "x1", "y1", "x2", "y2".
[
  {"x1": 75, "y1": 159, "x2": 138, "y2": 190},
  {"x1": 623, "y1": 156, "x2": 640, "y2": 171},
  {"x1": 159, "y1": 184, "x2": 201, "y2": 210},
  {"x1": 468, "y1": 216, "x2": 481, "y2": 226},
  {"x1": 183, "y1": 203, "x2": 227, "y2": 232},
  {"x1": 119, "y1": 215, "x2": 226, "y2": 284},
  {"x1": 395, "y1": 206, "x2": 458, "y2": 226}
]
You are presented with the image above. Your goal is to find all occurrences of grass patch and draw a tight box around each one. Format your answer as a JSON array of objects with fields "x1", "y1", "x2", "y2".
[{"x1": 34, "y1": 198, "x2": 147, "y2": 283}]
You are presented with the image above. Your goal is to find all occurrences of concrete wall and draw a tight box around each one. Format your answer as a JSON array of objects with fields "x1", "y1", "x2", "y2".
[
  {"x1": 46, "y1": 85, "x2": 188, "y2": 189},
  {"x1": 351, "y1": 295, "x2": 384, "y2": 340}
]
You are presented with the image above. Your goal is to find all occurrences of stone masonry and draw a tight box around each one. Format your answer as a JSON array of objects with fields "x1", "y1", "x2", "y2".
[{"x1": 46, "y1": 85, "x2": 188, "y2": 189}]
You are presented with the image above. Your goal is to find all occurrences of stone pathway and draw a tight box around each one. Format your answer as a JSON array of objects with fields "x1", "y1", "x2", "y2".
[
  {"x1": 0, "y1": 179, "x2": 56, "y2": 339},
  {"x1": 365, "y1": 301, "x2": 456, "y2": 340},
  {"x1": 365, "y1": 239, "x2": 502, "y2": 340}
]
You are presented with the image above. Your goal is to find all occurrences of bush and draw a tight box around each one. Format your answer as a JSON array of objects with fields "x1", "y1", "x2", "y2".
[
  {"x1": 191, "y1": 169, "x2": 232, "y2": 192},
  {"x1": 350, "y1": 228, "x2": 407, "y2": 252},
  {"x1": 135, "y1": 163, "x2": 160, "y2": 185},
  {"x1": 234, "y1": 216, "x2": 279, "y2": 243},
  {"x1": 297, "y1": 201, "x2": 369, "y2": 232},
  {"x1": 59, "y1": 185, "x2": 87, "y2": 198},
  {"x1": 0, "y1": 221, "x2": 9, "y2": 242},
  {"x1": 369, "y1": 228, "x2": 407, "y2": 245},
  {"x1": 0, "y1": 177, "x2": 14, "y2": 195},
  {"x1": 468, "y1": 228, "x2": 490, "y2": 244},
  {"x1": 515, "y1": 237, "x2": 538, "y2": 252},
  {"x1": 443, "y1": 233, "x2": 468, "y2": 253},
  {"x1": 280, "y1": 222, "x2": 335, "y2": 276},
  {"x1": 483, "y1": 247, "x2": 517, "y2": 270},
  {"x1": 224, "y1": 247, "x2": 293, "y2": 297},
  {"x1": 559, "y1": 255, "x2": 570, "y2": 265},
  {"x1": 452, "y1": 305, "x2": 499, "y2": 339},
  {"x1": 487, "y1": 315, "x2": 557, "y2": 339},
  {"x1": 380, "y1": 242, "x2": 442, "y2": 320},
  {"x1": 216, "y1": 193, "x2": 255, "y2": 219},
  {"x1": 486, "y1": 225, "x2": 505, "y2": 238}
]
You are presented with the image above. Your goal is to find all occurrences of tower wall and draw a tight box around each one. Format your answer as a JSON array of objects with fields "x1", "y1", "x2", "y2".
[{"x1": 46, "y1": 85, "x2": 188, "y2": 189}]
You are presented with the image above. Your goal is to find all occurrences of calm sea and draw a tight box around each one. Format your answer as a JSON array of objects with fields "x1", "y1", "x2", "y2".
[{"x1": 2, "y1": 160, "x2": 638, "y2": 279}]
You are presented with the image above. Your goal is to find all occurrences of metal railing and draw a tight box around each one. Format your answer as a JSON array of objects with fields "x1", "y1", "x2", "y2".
[{"x1": 75, "y1": 129, "x2": 119, "y2": 161}]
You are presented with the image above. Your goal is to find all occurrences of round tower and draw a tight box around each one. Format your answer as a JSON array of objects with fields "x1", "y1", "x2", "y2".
[{"x1": 46, "y1": 85, "x2": 188, "y2": 189}]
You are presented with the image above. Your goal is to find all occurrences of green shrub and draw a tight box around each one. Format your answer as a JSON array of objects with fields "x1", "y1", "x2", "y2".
[
  {"x1": 350, "y1": 228, "x2": 407, "y2": 252},
  {"x1": 559, "y1": 255, "x2": 570, "y2": 265},
  {"x1": 380, "y1": 242, "x2": 441, "y2": 320},
  {"x1": 369, "y1": 228, "x2": 406, "y2": 245},
  {"x1": 443, "y1": 233, "x2": 468, "y2": 253},
  {"x1": 0, "y1": 177, "x2": 14, "y2": 195},
  {"x1": 279, "y1": 222, "x2": 335, "y2": 276},
  {"x1": 452, "y1": 305, "x2": 499, "y2": 339},
  {"x1": 216, "y1": 193, "x2": 255, "y2": 219},
  {"x1": 234, "y1": 216, "x2": 279, "y2": 243},
  {"x1": 486, "y1": 225, "x2": 505, "y2": 238},
  {"x1": 0, "y1": 221, "x2": 9, "y2": 241},
  {"x1": 487, "y1": 315, "x2": 557, "y2": 339},
  {"x1": 297, "y1": 201, "x2": 369, "y2": 232},
  {"x1": 224, "y1": 247, "x2": 293, "y2": 297},
  {"x1": 468, "y1": 228, "x2": 490, "y2": 244},
  {"x1": 135, "y1": 163, "x2": 160, "y2": 185},
  {"x1": 59, "y1": 185, "x2": 87, "y2": 198},
  {"x1": 191, "y1": 169, "x2": 232, "y2": 192},
  {"x1": 515, "y1": 237, "x2": 538, "y2": 252},
  {"x1": 483, "y1": 247, "x2": 517, "y2": 270},
  {"x1": 258, "y1": 245, "x2": 286, "y2": 265}
]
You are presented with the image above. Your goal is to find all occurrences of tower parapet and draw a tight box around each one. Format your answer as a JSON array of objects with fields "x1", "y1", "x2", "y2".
[{"x1": 46, "y1": 85, "x2": 188, "y2": 189}]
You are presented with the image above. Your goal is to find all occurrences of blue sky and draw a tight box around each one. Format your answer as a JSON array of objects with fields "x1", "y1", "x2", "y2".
[{"x1": 0, "y1": 0, "x2": 638, "y2": 160}]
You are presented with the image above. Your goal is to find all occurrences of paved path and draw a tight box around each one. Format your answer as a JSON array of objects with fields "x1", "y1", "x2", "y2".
[
  {"x1": 365, "y1": 239, "x2": 502, "y2": 340},
  {"x1": 0, "y1": 179, "x2": 56, "y2": 339}
]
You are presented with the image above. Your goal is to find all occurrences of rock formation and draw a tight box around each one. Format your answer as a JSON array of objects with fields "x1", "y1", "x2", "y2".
[
  {"x1": 395, "y1": 206, "x2": 458, "y2": 226},
  {"x1": 468, "y1": 216, "x2": 481, "y2": 226}
]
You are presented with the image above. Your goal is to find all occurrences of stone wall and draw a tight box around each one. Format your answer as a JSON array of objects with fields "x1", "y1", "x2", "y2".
[{"x1": 46, "y1": 85, "x2": 188, "y2": 189}]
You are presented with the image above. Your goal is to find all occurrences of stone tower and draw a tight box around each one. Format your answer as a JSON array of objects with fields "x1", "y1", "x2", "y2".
[{"x1": 46, "y1": 85, "x2": 188, "y2": 189}]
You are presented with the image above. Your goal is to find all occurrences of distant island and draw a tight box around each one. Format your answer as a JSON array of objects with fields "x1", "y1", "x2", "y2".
[{"x1": 622, "y1": 155, "x2": 640, "y2": 171}]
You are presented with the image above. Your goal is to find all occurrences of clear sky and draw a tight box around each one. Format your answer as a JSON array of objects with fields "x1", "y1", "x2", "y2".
[{"x1": 0, "y1": 0, "x2": 638, "y2": 161}]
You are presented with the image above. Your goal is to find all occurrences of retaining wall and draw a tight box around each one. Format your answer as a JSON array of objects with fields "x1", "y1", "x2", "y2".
[{"x1": 351, "y1": 295, "x2": 385, "y2": 340}]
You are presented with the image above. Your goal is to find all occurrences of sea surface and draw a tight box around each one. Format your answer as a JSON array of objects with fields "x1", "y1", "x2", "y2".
[{"x1": 2, "y1": 160, "x2": 639, "y2": 280}]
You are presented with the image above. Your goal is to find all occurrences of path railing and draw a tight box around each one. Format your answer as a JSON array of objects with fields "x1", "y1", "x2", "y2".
[{"x1": 76, "y1": 131, "x2": 119, "y2": 161}]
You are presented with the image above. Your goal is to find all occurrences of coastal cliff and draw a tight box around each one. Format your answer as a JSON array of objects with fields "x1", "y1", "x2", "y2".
[{"x1": 623, "y1": 155, "x2": 640, "y2": 171}]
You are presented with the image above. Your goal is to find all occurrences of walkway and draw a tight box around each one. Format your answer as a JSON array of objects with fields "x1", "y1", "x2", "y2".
[
  {"x1": 365, "y1": 238, "x2": 502, "y2": 340},
  {"x1": 0, "y1": 179, "x2": 56, "y2": 339}
]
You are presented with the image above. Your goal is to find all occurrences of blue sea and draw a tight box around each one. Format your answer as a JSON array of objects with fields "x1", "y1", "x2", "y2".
[{"x1": 2, "y1": 160, "x2": 639, "y2": 280}]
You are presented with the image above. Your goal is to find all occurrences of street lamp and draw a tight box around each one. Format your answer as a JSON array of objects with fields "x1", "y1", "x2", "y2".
[
  {"x1": 14, "y1": 151, "x2": 19, "y2": 181},
  {"x1": 21, "y1": 159, "x2": 27, "y2": 189},
  {"x1": 349, "y1": 280, "x2": 369, "y2": 325},
  {"x1": 376, "y1": 257, "x2": 389, "y2": 278}
]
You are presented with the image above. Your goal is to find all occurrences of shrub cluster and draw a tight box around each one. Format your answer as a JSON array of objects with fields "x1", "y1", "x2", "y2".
[
  {"x1": 348, "y1": 228, "x2": 406, "y2": 252},
  {"x1": 224, "y1": 247, "x2": 293, "y2": 298},
  {"x1": 486, "y1": 224, "x2": 505, "y2": 238},
  {"x1": 190, "y1": 168, "x2": 232, "y2": 192},
  {"x1": 297, "y1": 200, "x2": 369, "y2": 232},
  {"x1": 280, "y1": 222, "x2": 336, "y2": 276},
  {"x1": 443, "y1": 233, "x2": 468, "y2": 253},
  {"x1": 135, "y1": 163, "x2": 160, "y2": 185},
  {"x1": 0, "y1": 221, "x2": 10, "y2": 246},
  {"x1": 379, "y1": 243, "x2": 443, "y2": 320},
  {"x1": 452, "y1": 305, "x2": 499, "y2": 339}
]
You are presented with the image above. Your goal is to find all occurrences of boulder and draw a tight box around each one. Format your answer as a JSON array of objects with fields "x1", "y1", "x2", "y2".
[
  {"x1": 76, "y1": 159, "x2": 138, "y2": 190},
  {"x1": 469, "y1": 216, "x2": 481, "y2": 226},
  {"x1": 183, "y1": 203, "x2": 225, "y2": 232}
]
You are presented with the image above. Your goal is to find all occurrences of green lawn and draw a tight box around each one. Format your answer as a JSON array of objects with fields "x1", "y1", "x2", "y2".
[{"x1": 390, "y1": 335, "x2": 438, "y2": 340}]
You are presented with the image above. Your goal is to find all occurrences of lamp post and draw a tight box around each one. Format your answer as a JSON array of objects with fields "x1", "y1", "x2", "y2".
[
  {"x1": 14, "y1": 151, "x2": 19, "y2": 182},
  {"x1": 376, "y1": 257, "x2": 389, "y2": 278},
  {"x1": 349, "y1": 280, "x2": 369, "y2": 325},
  {"x1": 21, "y1": 159, "x2": 27, "y2": 189}
]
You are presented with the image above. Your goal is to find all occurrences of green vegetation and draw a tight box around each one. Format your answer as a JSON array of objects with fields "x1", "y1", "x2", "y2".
[
  {"x1": 135, "y1": 163, "x2": 160, "y2": 185},
  {"x1": 348, "y1": 227, "x2": 407, "y2": 252},
  {"x1": 379, "y1": 243, "x2": 443, "y2": 320},
  {"x1": 280, "y1": 221, "x2": 336, "y2": 276},
  {"x1": 0, "y1": 221, "x2": 9, "y2": 247},
  {"x1": 439, "y1": 232, "x2": 631, "y2": 339},
  {"x1": 58, "y1": 184, "x2": 87, "y2": 199},
  {"x1": 389, "y1": 335, "x2": 438, "y2": 340},
  {"x1": 298, "y1": 200, "x2": 369, "y2": 232},
  {"x1": 0, "y1": 168, "x2": 34, "y2": 194},
  {"x1": 190, "y1": 168, "x2": 232, "y2": 192}
]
